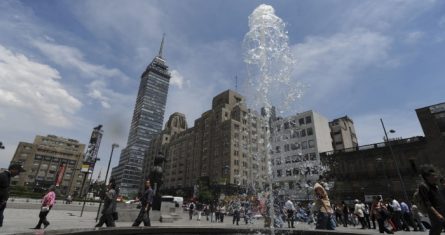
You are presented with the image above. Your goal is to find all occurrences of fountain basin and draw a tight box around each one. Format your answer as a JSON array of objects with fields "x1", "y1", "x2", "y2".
[{"x1": 14, "y1": 227, "x2": 373, "y2": 235}]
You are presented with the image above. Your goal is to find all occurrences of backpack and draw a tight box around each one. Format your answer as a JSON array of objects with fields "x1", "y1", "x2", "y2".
[
  {"x1": 412, "y1": 187, "x2": 429, "y2": 214},
  {"x1": 189, "y1": 203, "x2": 194, "y2": 210}
]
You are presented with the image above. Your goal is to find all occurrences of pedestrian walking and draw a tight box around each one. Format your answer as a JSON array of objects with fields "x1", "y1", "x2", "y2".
[
  {"x1": 364, "y1": 204, "x2": 372, "y2": 229},
  {"x1": 65, "y1": 194, "x2": 72, "y2": 204},
  {"x1": 342, "y1": 201, "x2": 349, "y2": 227},
  {"x1": 313, "y1": 178, "x2": 335, "y2": 230},
  {"x1": 371, "y1": 195, "x2": 393, "y2": 234},
  {"x1": 196, "y1": 201, "x2": 203, "y2": 221},
  {"x1": 389, "y1": 197, "x2": 403, "y2": 231},
  {"x1": 95, "y1": 180, "x2": 117, "y2": 227},
  {"x1": 219, "y1": 204, "x2": 226, "y2": 222},
  {"x1": 417, "y1": 165, "x2": 445, "y2": 235},
  {"x1": 188, "y1": 201, "x2": 195, "y2": 220},
  {"x1": 354, "y1": 199, "x2": 366, "y2": 229},
  {"x1": 232, "y1": 200, "x2": 241, "y2": 225},
  {"x1": 210, "y1": 203, "x2": 216, "y2": 222},
  {"x1": 132, "y1": 180, "x2": 154, "y2": 227},
  {"x1": 410, "y1": 204, "x2": 425, "y2": 231},
  {"x1": 33, "y1": 185, "x2": 56, "y2": 229},
  {"x1": 400, "y1": 201, "x2": 413, "y2": 231},
  {"x1": 0, "y1": 163, "x2": 26, "y2": 227},
  {"x1": 283, "y1": 198, "x2": 295, "y2": 228}
]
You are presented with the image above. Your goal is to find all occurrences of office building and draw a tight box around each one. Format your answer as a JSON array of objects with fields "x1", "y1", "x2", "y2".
[
  {"x1": 10, "y1": 135, "x2": 86, "y2": 196},
  {"x1": 269, "y1": 111, "x2": 334, "y2": 200},
  {"x1": 111, "y1": 37, "x2": 171, "y2": 196},
  {"x1": 320, "y1": 101, "x2": 445, "y2": 202},
  {"x1": 329, "y1": 116, "x2": 358, "y2": 151},
  {"x1": 144, "y1": 90, "x2": 269, "y2": 195}
]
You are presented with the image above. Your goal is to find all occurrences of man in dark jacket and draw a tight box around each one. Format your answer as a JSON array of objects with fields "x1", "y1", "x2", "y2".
[
  {"x1": 132, "y1": 180, "x2": 154, "y2": 227},
  {"x1": 418, "y1": 165, "x2": 445, "y2": 235},
  {"x1": 0, "y1": 163, "x2": 26, "y2": 227},
  {"x1": 95, "y1": 180, "x2": 117, "y2": 227}
]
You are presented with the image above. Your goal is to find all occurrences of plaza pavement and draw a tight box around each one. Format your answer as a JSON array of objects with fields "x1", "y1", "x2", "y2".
[{"x1": 0, "y1": 208, "x2": 430, "y2": 235}]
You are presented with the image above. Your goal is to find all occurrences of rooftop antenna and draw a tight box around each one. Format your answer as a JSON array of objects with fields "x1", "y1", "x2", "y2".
[
  {"x1": 158, "y1": 33, "x2": 165, "y2": 58},
  {"x1": 235, "y1": 75, "x2": 238, "y2": 91}
]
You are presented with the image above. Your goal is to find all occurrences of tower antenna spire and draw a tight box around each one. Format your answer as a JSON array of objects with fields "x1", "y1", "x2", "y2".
[
  {"x1": 235, "y1": 75, "x2": 238, "y2": 91},
  {"x1": 158, "y1": 33, "x2": 166, "y2": 58}
]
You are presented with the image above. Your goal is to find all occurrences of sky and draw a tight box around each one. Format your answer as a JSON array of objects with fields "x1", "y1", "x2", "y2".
[{"x1": 1, "y1": 0, "x2": 445, "y2": 176}]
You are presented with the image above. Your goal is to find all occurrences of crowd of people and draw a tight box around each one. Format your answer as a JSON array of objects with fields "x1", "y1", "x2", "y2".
[{"x1": 0, "y1": 162, "x2": 444, "y2": 234}]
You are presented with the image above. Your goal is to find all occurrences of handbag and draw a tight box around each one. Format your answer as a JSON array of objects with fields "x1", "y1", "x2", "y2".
[
  {"x1": 112, "y1": 212, "x2": 119, "y2": 221},
  {"x1": 41, "y1": 206, "x2": 50, "y2": 212}
]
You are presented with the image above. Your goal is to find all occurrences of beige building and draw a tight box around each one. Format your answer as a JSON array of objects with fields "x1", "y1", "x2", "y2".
[
  {"x1": 10, "y1": 135, "x2": 86, "y2": 196},
  {"x1": 329, "y1": 116, "x2": 358, "y2": 151},
  {"x1": 143, "y1": 90, "x2": 269, "y2": 194}
]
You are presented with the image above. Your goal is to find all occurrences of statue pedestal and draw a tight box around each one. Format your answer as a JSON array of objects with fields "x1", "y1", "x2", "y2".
[{"x1": 159, "y1": 199, "x2": 182, "y2": 222}]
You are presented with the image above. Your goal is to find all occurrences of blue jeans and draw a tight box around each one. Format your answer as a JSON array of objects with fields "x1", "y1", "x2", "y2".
[{"x1": 316, "y1": 212, "x2": 335, "y2": 230}]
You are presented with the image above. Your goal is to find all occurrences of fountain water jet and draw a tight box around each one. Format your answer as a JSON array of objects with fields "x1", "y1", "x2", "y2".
[{"x1": 242, "y1": 4, "x2": 303, "y2": 232}]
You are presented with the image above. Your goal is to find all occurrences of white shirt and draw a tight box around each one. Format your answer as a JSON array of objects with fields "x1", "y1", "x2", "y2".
[
  {"x1": 354, "y1": 203, "x2": 365, "y2": 217},
  {"x1": 284, "y1": 200, "x2": 295, "y2": 211},
  {"x1": 391, "y1": 199, "x2": 402, "y2": 212}
]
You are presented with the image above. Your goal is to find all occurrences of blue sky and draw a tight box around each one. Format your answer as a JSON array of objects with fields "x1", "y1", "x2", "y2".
[{"x1": 1, "y1": 0, "x2": 445, "y2": 175}]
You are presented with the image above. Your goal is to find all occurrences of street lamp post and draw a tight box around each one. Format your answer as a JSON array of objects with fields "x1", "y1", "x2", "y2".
[
  {"x1": 95, "y1": 143, "x2": 119, "y2": 222},
  {"x1": 380, "y1": 118, "x2": 409, "y2": 203},
  {"x1": 375, "y1": 157, "x2": 391, "y2": 197}
]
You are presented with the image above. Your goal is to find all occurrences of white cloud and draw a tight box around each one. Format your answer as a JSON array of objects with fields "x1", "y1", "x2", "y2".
[
  {"x1": 292, "y1": 30, "x2": 392, "y2": 102},
  {"x1": 0, "y1": 44, "x2": 82, "y2": 127},
  {"x1": 33, "y1": 41, "x2": 129, "y2": 81},
  {"x1": 68, "y1": 1, "x2": 163, "y2": 50},
  {"x1": 405, "y1": 31, "x2": 424, "y2": 44},
  {"x1": 341, "y1": 0, "x2": 437, "y2": 32},
  {"x1": 170, "y1": 70, "x2": 188, "y2": 89},
  {"x1": 438, "y1": 15, "x2": 445, "y2": 28},
  {"x1": 88, "y1": 80, "x2": 111, "y2": 109}
]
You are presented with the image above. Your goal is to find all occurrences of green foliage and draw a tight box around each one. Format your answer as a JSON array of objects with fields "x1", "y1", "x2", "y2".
[
  {"x1": 198, "y1": 188, "x2": 215, "y2": 203},
  {"x1": 10, "y1": 186, "x2": 43, "y2": 199}
]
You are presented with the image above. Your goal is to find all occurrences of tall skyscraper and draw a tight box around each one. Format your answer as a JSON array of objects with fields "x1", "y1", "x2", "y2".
[{"x1": 111, "y1": 37, "x2": 171, "y2": 196}]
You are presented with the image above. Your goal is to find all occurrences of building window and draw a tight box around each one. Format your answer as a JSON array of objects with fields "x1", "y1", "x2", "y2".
[
  {"x1": 284, "y1": 122, "x2": 290, "y2": 129},
  {"x1": 309, "y1": 153, "x2": 317, "y2": 161},
  {"x1": 275, "y1": 146, "x2": 281, "y2": 153},
  {"x1": 302, "y1": 141, "x2": 308, "y2": 149},
  {"x1": 291, "y1": 131, "x2": 299, "y2": 138},
  {"x1": 308, "y1": 140, "x2": 315, "y2": 148},
  {"x1": 276, "y1": 158, "x2": 282, "y2": 165},
  {"x1": 291, "y1": 143, "x2": 300, "y2": 150},
  {"x1": 284, "y1": 144, "x2": 290, "y2": 152},
  {"x1": 285, "y1": 156, "x2": 291, "y2": 164},
  {"x1": 277, "y1": 170, "x2": 282, "y2": 177},
  {"x1": 307, "y1": 127, "x2": 313, "y2": 136},
  {"x1": 286, "y1": 170, "x2": 292, "y2": 176},
  {"x1": 301, "y1": 129, "x2": 306, "y2": 137},
  {"x1": 306, "y1": 116, "x2": 312, "y2": 124},
  {"x1": 293, "y1": 168, "x2": 300, "y2": 175},
  {"x1": 289, "y1": 181, "x2": 294, "y2": 189},
  {"x1": 299, "y1": 118, "x2": 305, "y2": 125}
]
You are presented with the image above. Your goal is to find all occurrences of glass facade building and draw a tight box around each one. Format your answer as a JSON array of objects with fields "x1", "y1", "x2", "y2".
[{"x1": 111, "y1": 39, "x2": 171, "y2": 196}]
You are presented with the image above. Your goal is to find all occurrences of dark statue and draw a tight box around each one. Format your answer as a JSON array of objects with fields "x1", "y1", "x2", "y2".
[{"x1": 148, "y1": 152, "x2": 166, "y2": 210}]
